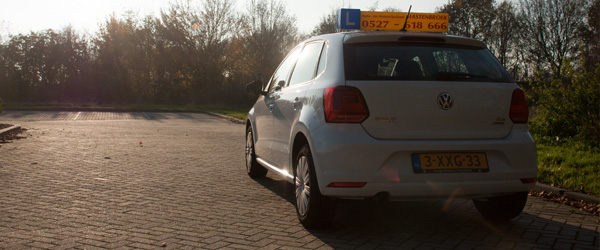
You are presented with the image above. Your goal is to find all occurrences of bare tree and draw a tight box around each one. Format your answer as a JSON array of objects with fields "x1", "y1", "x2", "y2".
[
  {"x1": 580, "y1": 0, "x2": 600, "y2": 70},
  {"x1": 197, "y1": 0, "x2": 240, "y2": 103},
  {"x1": 311, "y1": 10, "x2": 337, "y2": 36},
  {"x1": 152, "y1": 0, "x2": 241, "y2": 104},
  {"x1": 199, "y1": 0, "x2": 239, "y2": 54},
  {"x1": 488, "y1": 1, "x2": 524, "y2": 79},
  {"x1": 518, "y1": 0, "x2": 590, "y2": 79},
  {"x1": 437, "y1": 0, "x2": 497, "y2": 42},
  {"x1": 95, "y1": 14, "x2": 143, "y2": 103},
  {"x1": 239, "y1": 0, "x2": 298, "y2": 78}
]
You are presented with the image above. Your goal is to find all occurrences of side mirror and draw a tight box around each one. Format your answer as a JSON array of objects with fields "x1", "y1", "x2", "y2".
[{"x1": 246, "y1": 80, "x2": 266, "y2": 96}]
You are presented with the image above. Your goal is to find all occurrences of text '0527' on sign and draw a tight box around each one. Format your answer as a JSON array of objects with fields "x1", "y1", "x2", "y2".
[{"x1": 337, "y1": 8, "x2": 449, "y2": 32}]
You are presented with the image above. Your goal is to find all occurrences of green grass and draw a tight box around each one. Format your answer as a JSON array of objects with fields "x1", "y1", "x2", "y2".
[
  {"x1": 204, "y1": 107, "x2": 248, "y2": 121},
  {"x1": 536, "y1": 142, "x2": 600, "y2": 197}
]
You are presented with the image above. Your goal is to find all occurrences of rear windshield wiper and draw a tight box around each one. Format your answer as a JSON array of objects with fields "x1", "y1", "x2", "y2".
[{"x1": 436, "y1": 72, "x2": 489, "y2": 81}]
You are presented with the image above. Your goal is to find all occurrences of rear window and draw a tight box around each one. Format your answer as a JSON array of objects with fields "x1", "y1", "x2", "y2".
[{"x1": 344, "y1": 42, "x2": 513, "y2": 82}]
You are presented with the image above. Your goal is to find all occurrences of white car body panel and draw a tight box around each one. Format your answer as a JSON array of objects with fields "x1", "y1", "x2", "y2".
[
  {"x1": 271, "y1": 83, "x2": 310, "y2": 170},
  {"x1": 355, "y1": 80, "x2": 514, "y2": 139}
]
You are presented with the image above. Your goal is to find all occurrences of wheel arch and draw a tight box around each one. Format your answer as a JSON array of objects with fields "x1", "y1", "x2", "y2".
[
  {"x1": 292, "y1": 131, "x2": 313, "y2": 174},
  {"x1": 246, "y1": 106, "x2": 256, "y2": 141},
  {"x1": 246, "y1": 119, "x2": 253, "y2": 134},
  {"x1": 289, "y1": 111, "x2": 324, "y2": 185}
]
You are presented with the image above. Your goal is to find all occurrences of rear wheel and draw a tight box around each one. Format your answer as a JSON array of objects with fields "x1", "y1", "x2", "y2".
[
  {"x1": 473, "y1": 192, "x2": 528, "y2": 221},
  {"x1": 245, "y1": 126, "x2": 267, "y2": 178},
  {"x1": 294, "y1": 145, "x2": 336, "y2": 228}
]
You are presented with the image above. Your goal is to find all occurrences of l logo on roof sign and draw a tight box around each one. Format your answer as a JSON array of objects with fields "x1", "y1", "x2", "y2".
[
  {"x1": 337, "y1": 9, "x2": 361, "y2": 30},
  {"x1": 438, "y1": 92, "x2": 453, "y2": 110}
]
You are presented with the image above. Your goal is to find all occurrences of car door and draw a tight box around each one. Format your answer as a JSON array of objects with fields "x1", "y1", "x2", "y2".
[
  {"x1": 251, "y1": 83, "x2": 275, "y2": 162},
  {"x1": 256, "y1": 46, "x2": 302, "y2": 166},
  {"x1": 271, "y1": 41, "x2": 326, "y2": 171}
]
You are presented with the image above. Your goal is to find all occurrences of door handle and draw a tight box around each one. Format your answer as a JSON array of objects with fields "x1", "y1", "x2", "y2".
[
  {"x1": 293, "y1": 97, "x2": 302, "y2": 110},
  {"x1": 265, "y1": 97, "x2": 275, "y2": 111}
]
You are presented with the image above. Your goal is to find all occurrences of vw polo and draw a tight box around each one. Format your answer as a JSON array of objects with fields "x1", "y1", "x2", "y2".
[{"x1": 245, "y1": 31, "x2": 537, "y2": 228}]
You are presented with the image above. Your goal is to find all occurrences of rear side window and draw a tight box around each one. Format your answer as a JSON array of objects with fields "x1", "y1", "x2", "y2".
[
  {"x1": 289, "y1": 41, "x2": 325, "y2": 86},
  {"x1": 316, "y1": 43, "x2": 327, "y2": 76},
  {"x1": 344, "y1": 42, "x2": 513, "y2": 82}
]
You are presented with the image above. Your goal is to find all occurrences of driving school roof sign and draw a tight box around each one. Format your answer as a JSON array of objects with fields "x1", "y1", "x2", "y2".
[{"x1": 337, "y1": 8, "x2": 449, "y2": 32}]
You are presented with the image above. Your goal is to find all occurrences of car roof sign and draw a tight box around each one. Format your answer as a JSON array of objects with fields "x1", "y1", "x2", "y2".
[{"x1": 337, "y1": 8, "x2": 449, "y2": 32}]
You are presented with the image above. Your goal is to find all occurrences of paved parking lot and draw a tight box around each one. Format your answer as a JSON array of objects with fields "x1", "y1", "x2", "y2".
[{"x1": 0, "y1": 111, "x2": 598, "y2": 249}]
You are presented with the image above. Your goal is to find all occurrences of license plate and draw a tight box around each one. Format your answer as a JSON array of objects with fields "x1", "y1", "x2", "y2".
[{"x1": 412, "y1": 153, "x2": 489, "y2": 173}]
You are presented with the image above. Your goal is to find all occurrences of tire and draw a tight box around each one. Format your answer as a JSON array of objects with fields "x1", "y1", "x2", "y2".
[
  {"x1": 473, "y1": 192, "x2": 529, "y2": 221},
  {"x1": 294, "y1": 145, "x2": 336, "y2": 228},
  {"x1": 245, "y1": 126, "x2": 267, "y2": 178}
]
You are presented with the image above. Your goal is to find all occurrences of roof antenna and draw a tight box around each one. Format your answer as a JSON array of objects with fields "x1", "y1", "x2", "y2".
[{"x1": 400, "y1": 5, "x2": 412, "y2": 31}]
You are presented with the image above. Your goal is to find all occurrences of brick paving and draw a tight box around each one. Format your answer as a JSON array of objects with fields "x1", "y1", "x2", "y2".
[{"x1": 0, "y1": 111, "x2": 598, "y2": 249}]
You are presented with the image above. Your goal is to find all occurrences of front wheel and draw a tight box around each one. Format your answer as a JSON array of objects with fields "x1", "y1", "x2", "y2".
[
  {"x1": 294, "y1": 145, "x2": 336, "y2": 228},
  {"x1": 473, "y1": 192, "x2": 529, "y2": 221},
  {"x1": 245, "y1": 126, "x2": 267, "y2": 178}
]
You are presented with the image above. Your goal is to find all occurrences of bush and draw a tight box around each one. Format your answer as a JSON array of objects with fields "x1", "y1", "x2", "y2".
[{"x1": 528, "y1": 61, "x2": 600, "y2": 148}]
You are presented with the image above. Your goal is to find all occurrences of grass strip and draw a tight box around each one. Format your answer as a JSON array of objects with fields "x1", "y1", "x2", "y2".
[{"x1": 536, "y1": 142, "x2": 600, "y2": 197}]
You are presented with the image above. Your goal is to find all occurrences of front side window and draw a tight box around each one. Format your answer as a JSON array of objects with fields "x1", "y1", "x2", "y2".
[
  {"x1": 268, "y1": 47, "x2": 301, "y2": 92},
  {"x1": 344, "y1": 42, "x2": 513, "y2": 82}
]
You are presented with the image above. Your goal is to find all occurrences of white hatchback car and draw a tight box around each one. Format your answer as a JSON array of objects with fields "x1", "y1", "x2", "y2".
[{"x1": 245, "y1": 31, "x2": 537, "y2": 228}]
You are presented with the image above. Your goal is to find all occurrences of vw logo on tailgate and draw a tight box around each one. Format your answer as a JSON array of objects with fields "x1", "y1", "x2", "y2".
[{"x1": 437, "y1": 92, "x2": 453, "y2": 110}]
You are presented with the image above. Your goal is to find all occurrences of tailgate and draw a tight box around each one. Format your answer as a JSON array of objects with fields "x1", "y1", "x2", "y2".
[{"x1": 350, "y1": 81, "x2": 515, "y2": 140}]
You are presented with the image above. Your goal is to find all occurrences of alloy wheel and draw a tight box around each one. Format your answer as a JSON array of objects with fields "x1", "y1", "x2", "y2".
[
  {"x1": 245, "y1": 131, "x2": 253, "y2": 171},
  {"x1": 295, "y1": 155, "x2": 311, "y2": 217}
]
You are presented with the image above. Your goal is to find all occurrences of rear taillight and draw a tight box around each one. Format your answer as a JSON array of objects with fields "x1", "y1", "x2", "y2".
[
  {"x1": 509, "y1": 89, "x2": 529, "y2": 124},
  {"x1": 324, "y1": 86, "x2": 369, "y2": 123}
]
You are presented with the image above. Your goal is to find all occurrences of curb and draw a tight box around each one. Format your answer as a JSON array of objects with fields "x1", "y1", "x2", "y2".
[
  {"x1": 203, "y1": 111, "x2": 245, "y2": 125},
  {"x1": 0, "y1": 125, "x2": 21, "y2": 136},
  {"x1": 532, "y1": 183, "x2": 600, "y2": 204}
]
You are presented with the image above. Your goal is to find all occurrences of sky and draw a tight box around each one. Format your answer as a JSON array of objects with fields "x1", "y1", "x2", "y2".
[{"x1": 0, "y1": 0, "x2": 450, "y2": 36}]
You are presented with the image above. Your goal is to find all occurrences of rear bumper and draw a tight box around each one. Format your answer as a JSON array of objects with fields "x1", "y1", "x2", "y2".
[
  {"x1": 321, "y1": 179, "x2": 535, "y2": 200},
  {"x1": 309, "y1": 124, "x2": 537, "y2": 199}
]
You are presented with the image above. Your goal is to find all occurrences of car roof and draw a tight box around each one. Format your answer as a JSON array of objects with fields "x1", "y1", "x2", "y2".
[{"x1": 309, "y1": 31, "x2": 487, "y2": 49}]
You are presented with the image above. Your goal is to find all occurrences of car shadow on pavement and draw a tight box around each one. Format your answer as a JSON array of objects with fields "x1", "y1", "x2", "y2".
[
  {"x1": 253, "y1": 173, "x2": 295, "y2": 204},
  {"x1": 254, "y1": 174, "x2": 599, "y2": 249}
]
